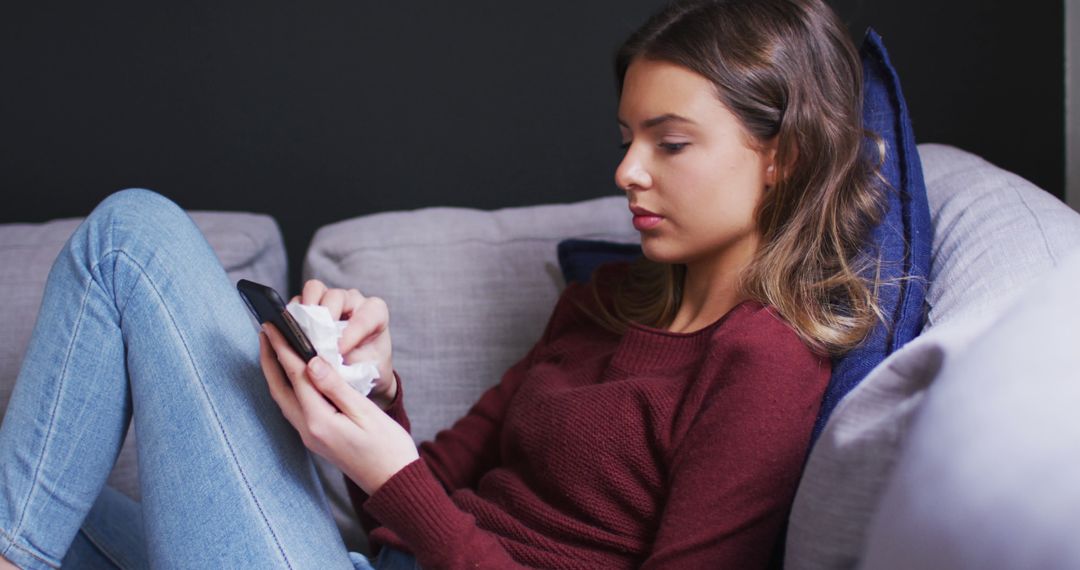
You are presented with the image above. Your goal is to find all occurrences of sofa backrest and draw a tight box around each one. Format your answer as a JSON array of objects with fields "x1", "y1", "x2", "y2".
[{"x1": 302, "y1": 196, "x2": 639, "y2": 444}]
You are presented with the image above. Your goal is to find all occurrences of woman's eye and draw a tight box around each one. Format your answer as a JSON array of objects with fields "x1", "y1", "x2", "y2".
[
  {"x1": 619, "y1": 140, "x2": 689, "y2": 153},
  {"x1": 659, "y1": 142, "x2": 689, "y2": 153}
]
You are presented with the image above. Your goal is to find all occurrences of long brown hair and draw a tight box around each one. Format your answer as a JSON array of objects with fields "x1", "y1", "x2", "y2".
[{"x1": 586, "y1": 0, "x2": 887, "y2": 356}]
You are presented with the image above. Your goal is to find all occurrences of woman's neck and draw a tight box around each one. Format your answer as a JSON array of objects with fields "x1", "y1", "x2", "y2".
[{"x1": 666, "y1": 238, "x2": 759, "y2": 334}]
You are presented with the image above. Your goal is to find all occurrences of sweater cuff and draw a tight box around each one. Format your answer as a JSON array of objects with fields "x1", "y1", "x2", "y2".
[
  {"x1": 382, "y1": 371, "x2": 411, "y2": 433},
  {"x1": 364, "y1": 458, "x2": 470, "y2": 554}
]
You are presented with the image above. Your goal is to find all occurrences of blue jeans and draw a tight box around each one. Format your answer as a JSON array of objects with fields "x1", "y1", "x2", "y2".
[{"x1": 0, "y1": 190, "x2": 418, "y2": 569}]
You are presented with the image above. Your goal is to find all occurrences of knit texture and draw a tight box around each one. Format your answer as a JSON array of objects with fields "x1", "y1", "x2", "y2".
[{"x1": 347, "y1": 262, "x2": 830, "y2": 569}]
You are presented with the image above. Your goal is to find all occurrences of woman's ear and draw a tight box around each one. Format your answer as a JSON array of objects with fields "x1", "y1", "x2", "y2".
[
  {"x1": 764, "y1": 137, "x2": 796, "y2": 186},
  {"x1": 763, "y1": 137, "x2": 781, "y2": 186}
]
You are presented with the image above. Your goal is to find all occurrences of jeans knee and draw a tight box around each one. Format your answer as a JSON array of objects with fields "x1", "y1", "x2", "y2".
[
  {"x1": 90, "y1": 189, "x2": 183, "y2": 225},
  {"x1": 74, "y1": 188, "x2": 206, "y2": 270},
  {"x1": 83, "y1": 188, "x2": 197, "y2": 243}
]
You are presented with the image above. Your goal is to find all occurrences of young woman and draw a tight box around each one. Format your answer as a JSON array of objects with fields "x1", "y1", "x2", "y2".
[{"x1": 0, "y1": 0, "x2": 884, "y2": 568}]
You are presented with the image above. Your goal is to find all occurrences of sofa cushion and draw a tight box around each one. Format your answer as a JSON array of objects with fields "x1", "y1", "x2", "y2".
[
  {"x1": 784, "y1": 144, "x2": 1080, "y2": 569},
  {"x1": 302, "y1": 195, "x2": 637, "y2": 550},
  {"x1": 0, "y1": 210, "x2": 288, "y2": 501},
  {"x1": 858, "y1": 248, "x2": 1080, "y2": 569}
]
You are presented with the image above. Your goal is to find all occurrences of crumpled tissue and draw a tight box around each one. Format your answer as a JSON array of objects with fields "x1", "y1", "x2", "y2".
[{"x1": 285, "y1": 302, "x2": 379, "y2": 396}]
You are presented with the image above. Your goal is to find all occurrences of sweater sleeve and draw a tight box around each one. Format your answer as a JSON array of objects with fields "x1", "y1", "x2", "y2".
[
  {"x1": 641, "y1": 324, "x2": 829, "y2": 569},
  {"x1": 364, "y1": 459, "x2": 531, "y2": 568}
]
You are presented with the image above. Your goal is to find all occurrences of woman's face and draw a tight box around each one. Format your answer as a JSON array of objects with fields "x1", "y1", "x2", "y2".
[{"x1": 616, "y1": 58, "x2": 777, "y2": 269}]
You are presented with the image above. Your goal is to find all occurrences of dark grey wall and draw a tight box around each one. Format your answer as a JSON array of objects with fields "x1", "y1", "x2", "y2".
[
  {"x1": 1, "y1": 1, "x2": 1064, "y2": 290},
  {"x1": 832, "y1": 0, "x2": 1064, "y2": 201}
]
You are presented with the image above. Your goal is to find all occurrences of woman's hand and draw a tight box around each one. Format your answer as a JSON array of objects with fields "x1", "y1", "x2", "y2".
[
  {"x1": 292, "y1": 279, "x2": 397, "y2": 409},
  {"x1": 260, "y1": 324, "x2": 419, "y2": 495}
]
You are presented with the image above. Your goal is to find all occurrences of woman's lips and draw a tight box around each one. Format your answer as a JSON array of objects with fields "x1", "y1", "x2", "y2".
[
  {"x1": 632, "y1": 214, "x2": 664, "y2": 230},
  {"x1": 630, "y1": 205, "x2": 663, "y2": 230}
]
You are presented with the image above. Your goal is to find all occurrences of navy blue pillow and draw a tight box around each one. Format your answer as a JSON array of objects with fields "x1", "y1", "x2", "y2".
[
  {"x1": 556, "y1": 28, "x2": 931, "y2": 445},
  {"x1": 557, "y1": 239, "x2": 643, "y2": 284},
  {"x1": 817, "y1": 29, "x2": 932, "y2": 441}
]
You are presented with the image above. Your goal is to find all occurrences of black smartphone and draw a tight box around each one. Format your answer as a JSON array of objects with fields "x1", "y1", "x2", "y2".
[{"x1": 237, "y1": 279, "x2": 318, "y2": 362}]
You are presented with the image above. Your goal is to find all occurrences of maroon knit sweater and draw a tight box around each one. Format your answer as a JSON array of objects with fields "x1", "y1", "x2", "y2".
[{"x1": 347, "y1": 263, "x2": 830, "y2": 569}]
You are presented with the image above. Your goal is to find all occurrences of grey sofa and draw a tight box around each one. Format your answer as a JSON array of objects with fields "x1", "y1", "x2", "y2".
[{"x1": 2, "y1": 143, "x2": 1079, "y2": 567}]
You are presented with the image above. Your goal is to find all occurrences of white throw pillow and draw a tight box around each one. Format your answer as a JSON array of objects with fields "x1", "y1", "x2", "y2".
[
  {"x1": 784, "y1": 144, "x2": 1080, "y2": 569},
  {"x1": 785, "y1": 316, "x2": 992, "y2": 569},
  {"x1": 858, "y1": 248, "x2": 1080, "y2": 569}
]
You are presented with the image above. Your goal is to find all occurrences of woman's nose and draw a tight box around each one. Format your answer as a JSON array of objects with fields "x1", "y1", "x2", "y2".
[{"x1": 614, "y1": 147, "x2": 652, "y2": 192}]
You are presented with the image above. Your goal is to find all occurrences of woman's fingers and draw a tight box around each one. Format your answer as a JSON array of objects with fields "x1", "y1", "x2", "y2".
[
  {"x1": 320, "y1": 288, "x2": 346, "y2": 321},
  {"x1": 297, "y1": 280, "x2": 364, "y2": 323},
  {"x1": 338, "y1": 297, "x2": 389, "y2": 353},
  {"x1": 304, "y1": 357, "x2": 381, "y2": 424},
  {"x1": 342, "y1": 289, "x2": 365, "y2": 319},
  {"x1": 263, "y1": 322, "x2": 307, "y2": 370},
  {"x1": 264, "y1": 323, "x2": 377, "y2": 423},
  {"x1": 301, "y1": 279, "x2": 328, "y2": 305},
  {"x1": 264, "y1": 324, "x2": 338, "y2": 415},
  {"x1": 281, "y1": 283, "x2": 396, "y2": 413}
]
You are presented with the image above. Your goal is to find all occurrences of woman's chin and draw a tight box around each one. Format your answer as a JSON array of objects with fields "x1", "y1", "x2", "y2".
[{"x1": 640, "y1": 241, "x2": 686, "y2": 265}]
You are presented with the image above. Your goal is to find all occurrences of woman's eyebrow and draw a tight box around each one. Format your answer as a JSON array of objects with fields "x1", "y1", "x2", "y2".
[{"x1": 616, "y1": 113, "x2": 697, "y2": 130}]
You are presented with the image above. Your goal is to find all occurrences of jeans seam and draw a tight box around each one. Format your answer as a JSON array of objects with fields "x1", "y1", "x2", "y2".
[
  {"x1": 100, "y1": 248, "x2": 295, "y2": 569},
  {"x1": 0, "y1": 527, "x2": 61, "y2": 569},
  {"x1": 5, "y1": 276, "x2": 95, "y2": 569},
  {"x1": 78, "y1": 525, "x2": 131, "y2": 570}
]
